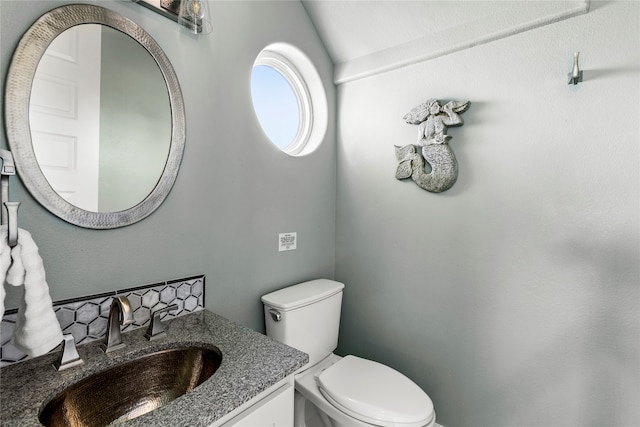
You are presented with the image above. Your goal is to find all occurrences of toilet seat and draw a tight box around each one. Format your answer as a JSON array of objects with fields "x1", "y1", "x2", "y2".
[{"x1": 316, "y1": 355, "x2": 435, "y2": 427}]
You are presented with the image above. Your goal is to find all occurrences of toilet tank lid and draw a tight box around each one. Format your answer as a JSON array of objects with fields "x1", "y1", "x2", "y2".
[{"x1": 261, "y1": 279, "x2": 344, "y2": 310}]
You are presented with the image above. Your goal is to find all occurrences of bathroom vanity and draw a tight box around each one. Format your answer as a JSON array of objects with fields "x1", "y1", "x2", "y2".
[{"x1": 0, "y1": 310, "x2": 307, "y2": 426}]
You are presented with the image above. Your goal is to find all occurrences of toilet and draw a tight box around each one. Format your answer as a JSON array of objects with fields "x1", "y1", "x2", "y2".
[{"x1": 262, "y1": 279, "x2": 436, "y2": 427}]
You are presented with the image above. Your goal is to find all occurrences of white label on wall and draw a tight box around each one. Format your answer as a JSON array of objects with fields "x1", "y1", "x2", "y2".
[{"x1": 279, "y1": 232, "x2": 297, "y2": 251}]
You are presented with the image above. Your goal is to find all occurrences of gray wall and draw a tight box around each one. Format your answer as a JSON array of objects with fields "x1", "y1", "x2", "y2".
[
  {"x1": 2, "y1": 1, "x2": 639, "y2": 426},
  {"x1": 335, "y1": 2, "x2": 639, "y2": 427},
  {"x1": 0, "y1": 0, "x2": 336, "y2": 331}
]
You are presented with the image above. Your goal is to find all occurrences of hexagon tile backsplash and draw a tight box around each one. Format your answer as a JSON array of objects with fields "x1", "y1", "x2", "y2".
[{"x1": 0, "y1": 275, "x2": 205, "y2": 367}]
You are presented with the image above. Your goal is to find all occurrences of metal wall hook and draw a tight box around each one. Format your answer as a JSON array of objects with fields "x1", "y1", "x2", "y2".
[
  {"x1": 1, "y1": 149, "x2": 20, "y2": 246},
  {"x1": 1, "y1": 149, "x2": 16, "y2": 226},
  {"x1": 568, "y1": 51, "x2": 583, "y2": 85},
  {"x1": 4, "y1": 202, "x2": 20, "y2": 247},
  {"x1": 0, "y1": 149, "x2": 15, "y2": 176}
]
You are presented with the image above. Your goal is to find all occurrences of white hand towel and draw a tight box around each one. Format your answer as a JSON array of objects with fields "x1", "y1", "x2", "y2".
[{"x1": 4, "y1": 227, "x2": 62, "y2": 357}]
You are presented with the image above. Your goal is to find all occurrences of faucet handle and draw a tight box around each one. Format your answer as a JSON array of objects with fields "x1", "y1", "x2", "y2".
[
  {"x1": 144, "y1": 304, "x2": 179, "y2": 341},
  {"x1": 53, "y1": 334, "x2": 84, "y2": 371}
]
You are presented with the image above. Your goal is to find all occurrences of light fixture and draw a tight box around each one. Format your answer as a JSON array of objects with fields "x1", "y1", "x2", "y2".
[
  {"x1": 136, "y1": 0, "x2": 212, "y2": 35},
  {"x1": 177, "y1": 0, "x2": 209, "y2": 34}
]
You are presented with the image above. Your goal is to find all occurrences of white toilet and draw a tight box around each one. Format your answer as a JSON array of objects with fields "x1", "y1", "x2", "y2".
[{"x1": 262, "y1": 279, "x2": 436, "y2": 427}]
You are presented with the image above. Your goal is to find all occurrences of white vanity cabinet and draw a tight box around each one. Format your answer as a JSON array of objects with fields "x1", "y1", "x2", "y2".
[{"x1": 211, "y1": 377, "x2": 295, "y2": 427}]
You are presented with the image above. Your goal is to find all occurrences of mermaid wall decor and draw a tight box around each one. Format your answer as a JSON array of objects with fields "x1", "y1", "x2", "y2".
[{"x1": 395, "y1": 98, "x2": 470, "y2": 193}]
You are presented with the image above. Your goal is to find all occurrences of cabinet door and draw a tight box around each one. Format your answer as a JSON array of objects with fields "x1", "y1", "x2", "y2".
[{"x1": 221, "y1": 383, "x2": 294, "y2": 427}]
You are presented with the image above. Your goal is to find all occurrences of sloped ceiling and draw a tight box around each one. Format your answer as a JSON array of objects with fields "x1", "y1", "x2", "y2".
[{"x1": 301, "y1": 0, "x2": 590, "y2": 84}]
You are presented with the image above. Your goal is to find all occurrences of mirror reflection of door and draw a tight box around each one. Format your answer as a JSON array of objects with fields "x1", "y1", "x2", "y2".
[
  {"x1": 30, "y1": 24, "x2": 101, "y2": 211},
  {"x1": 29, "y1": 24, "x2": 172, "y2": 214}
]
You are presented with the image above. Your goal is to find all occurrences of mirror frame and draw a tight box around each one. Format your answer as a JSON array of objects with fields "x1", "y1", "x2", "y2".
[{"x1": 4, "y1": 4, "x2": 185, "y2": 229}]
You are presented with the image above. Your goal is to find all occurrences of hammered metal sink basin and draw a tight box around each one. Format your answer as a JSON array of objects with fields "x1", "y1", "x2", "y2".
[{"x1": 39, "y1": 345, "x2": 222, "y2": 427}]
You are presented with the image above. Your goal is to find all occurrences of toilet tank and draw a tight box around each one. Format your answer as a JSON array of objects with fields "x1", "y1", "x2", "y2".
[{"x1": 262, "y1": 279, "x2": 344, "y2": 368}]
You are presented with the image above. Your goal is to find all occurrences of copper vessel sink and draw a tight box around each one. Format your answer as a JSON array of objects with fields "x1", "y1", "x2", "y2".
[{"x1": 39, "y1": 345, "x2": 222, "y2": 427}]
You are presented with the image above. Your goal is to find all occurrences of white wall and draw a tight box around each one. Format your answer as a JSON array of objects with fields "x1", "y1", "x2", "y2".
[
  {"x1": 335, "y1": 2, "x2": 639, "y2": 426},
  {"x1": 0, "y1": 0, "x2": 336, "y2": 331}
]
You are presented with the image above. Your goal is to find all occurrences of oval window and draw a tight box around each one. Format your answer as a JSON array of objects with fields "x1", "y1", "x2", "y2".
[{"x1": 251, "y1": 44, "x2": 327, "y2": 156}]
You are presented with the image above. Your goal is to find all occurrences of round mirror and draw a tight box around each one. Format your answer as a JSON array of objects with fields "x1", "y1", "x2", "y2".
[
  {"x1": 5, "y1": 5, "x2": 185, "y2": 228},
  {"x1": 30, "y1": 24, "x2": 172, "y2": 213}
]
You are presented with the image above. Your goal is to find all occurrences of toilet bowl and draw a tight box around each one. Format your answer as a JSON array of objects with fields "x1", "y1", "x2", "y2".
[{"x1": 262, "y1": 279, "x2": 436, "y2": 427}]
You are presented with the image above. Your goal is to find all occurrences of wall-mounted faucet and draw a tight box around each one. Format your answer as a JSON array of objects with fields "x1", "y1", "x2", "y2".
[{"x1": 101, "y1": 296, "x2": 134, "y2": 353}]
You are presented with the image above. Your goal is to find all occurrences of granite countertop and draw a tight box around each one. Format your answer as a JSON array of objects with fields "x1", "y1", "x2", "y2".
[{"x1": 0, "y1": 310, "x2": 308, "y2": 426}]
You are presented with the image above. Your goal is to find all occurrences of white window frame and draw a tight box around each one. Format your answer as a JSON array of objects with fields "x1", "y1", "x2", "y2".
[{"x1": 251, "y1": 43, "x2": 327, "y2": 157}]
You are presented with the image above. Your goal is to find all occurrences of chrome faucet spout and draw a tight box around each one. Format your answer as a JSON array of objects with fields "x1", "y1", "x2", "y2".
[{"x1": 101, "y1": 296, "x2": 134, "y2": 353}]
